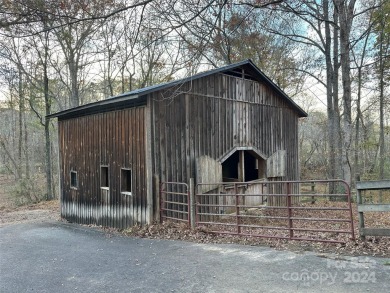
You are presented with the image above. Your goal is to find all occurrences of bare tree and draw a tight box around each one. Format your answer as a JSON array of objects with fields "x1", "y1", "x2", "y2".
[
  {"x1": 375, "y1": 0, "x2": 390, "y2": 185},
  {"x1": 53, "y1": 3, "x2": 102, "y2": 108},
  {"x1": 246, "y1": 1, "x2": 343, "y2": 186},
  {"x1": 0, "y1": 0, "x2": 154, "y2": 33}
]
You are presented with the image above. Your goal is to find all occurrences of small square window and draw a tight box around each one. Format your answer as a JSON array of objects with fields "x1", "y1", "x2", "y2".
[
  {"x1": 101, "y1": 166, "x2": 109, "y2": 188},
  {"x1": 121, "y1": 169, "x2": 132, "y2": 194},
  {"x1": 70, "y1": 171, "x2": 78, "y2": 189}
]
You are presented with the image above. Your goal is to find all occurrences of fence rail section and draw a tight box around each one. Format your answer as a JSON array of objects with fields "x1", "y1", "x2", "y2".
[
  {"x1": 160, "y1": 182, "x2": 190, "y2": 225},
  {"x1": 195, "y1": 180, "x2": 355, "y2": 243}
]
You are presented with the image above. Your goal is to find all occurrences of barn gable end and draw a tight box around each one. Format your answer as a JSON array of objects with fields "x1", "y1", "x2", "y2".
[{"x1": 149, "y1": 70, "x2": 302, "y2": 184}]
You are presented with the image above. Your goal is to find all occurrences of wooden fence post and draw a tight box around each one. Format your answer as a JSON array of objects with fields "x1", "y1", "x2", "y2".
[
  {"x1": 189, "y1": 178, "x2": 196, "y2": 229},
  {"x1": 356, "y1": 188, "x2": 365, "y2": 240},
  {"x1": 356, "y1": 175, "x2": 365, "y2": 240},
  {"x1": 311, "y1": 181, "x2": 315, "y2": 204},
  {"x1": 287, "y1": 182, "x2": 293, "y2": 239},
  {"x1": 154, "y1": 175, "x2": 160, "y2": 223}
]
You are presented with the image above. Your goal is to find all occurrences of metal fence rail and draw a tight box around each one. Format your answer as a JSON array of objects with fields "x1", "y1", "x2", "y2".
[
  {"x1": 195, "y1": 180, "x2": 355, "y2": 243},
  {"x1": 160, "y1": 182, "x2": 190, "y2": 225}
]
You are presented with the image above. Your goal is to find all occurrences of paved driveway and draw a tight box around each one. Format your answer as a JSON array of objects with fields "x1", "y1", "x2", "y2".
[{"x1": 1, "y1": 221, "x2": 389, "y2": 292}]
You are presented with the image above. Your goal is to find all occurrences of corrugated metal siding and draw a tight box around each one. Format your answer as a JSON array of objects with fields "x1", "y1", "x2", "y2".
[{"x1": 59, "y1": 107, "x2": 147, "y2": 228}]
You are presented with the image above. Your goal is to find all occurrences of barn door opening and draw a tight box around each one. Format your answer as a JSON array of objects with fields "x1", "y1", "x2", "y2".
[{"x1": 222, "y1": 150, "x2": 266, "y2": 182}]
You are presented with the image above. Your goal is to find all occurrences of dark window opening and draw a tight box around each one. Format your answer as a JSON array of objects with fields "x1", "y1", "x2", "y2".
[
  {"x1": 101, "y1": 166, "x2": 109, "y2": 188},
  {"x1": 222, "y1": 151, "x2": 239, "y2": 182},
  {"x1": 70, "y1": 171, "x2": 78, "y2": 189},
  {"x1": 222, "y1": 150, "x2": 266, "y2": 182},
  {"x1": 121, "y1": 169, "x2": 132, "y2": 193},
  {"x1": 245, "y1": 152, "x2": 259, "y2": 181}
]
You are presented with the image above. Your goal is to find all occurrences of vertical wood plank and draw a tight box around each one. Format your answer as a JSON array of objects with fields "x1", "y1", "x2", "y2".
[{"x1": 58, "y1": 68, "x2": 303, "y2": 226}]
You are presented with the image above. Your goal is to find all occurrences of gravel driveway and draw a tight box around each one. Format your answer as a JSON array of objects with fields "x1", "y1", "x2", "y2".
[{"x1": 1, "y1": 221, "x2": 390, "y2": 293}]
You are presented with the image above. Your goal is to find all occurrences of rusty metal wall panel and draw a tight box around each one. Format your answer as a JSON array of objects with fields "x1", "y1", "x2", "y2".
[{"x1": 58, "y1": 107, "x2": 147, "y2": 228}]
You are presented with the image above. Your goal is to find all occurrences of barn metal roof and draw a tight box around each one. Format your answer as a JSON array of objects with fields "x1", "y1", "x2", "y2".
[{"x1": 48, "y1": 59, "x2": 307, "y2": 119}]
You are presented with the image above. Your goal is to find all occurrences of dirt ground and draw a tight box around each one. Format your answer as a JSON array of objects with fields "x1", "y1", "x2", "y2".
[
  {"x1": 0, "y1": 200, "x2": 60, "y2": 227},
  {"x1": 0, "y1": 175, "x2": 60, "y2": 227},
  {"x1": 1, "y1": 198, "x2": 390, "y2": 257}
]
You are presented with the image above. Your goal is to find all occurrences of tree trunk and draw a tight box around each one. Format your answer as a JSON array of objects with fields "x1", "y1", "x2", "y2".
[
  {"x1": 23, "y1": 109, "x2": 30, "y2": 180},
  {"x1": 324, "y1": 0, "x2": 337, "y2": 192},
  {"x1": 354, "y1": 22, "x2": 370, "y2": 185},
  {"x1": 69, "y1": 54, "x2": 79, "y2": 108},
  {"x1": 323, "y1": 0, "x2": 336, "y2": 179},
  {"x1": 324, "y1": 0, "x2": 342, "y2": 197},
  {"x1": 18, "y1": 65, "x2": 23, "y2": 178},
  {"x1": 378, "y1": 12, "x2": 385, "y2": 203},
  {"x1": 354, "y1": 66, "x2": 362, "y2": 179},
  {"x1": 335, "y1": 0, "x2": 356, "y2": 187},
  {"x1": 44, "y1": 30, "x2": 53, "y2": 200},
  {"x1": 333, "y1": 10, "x2": 342, "y2": 183}
]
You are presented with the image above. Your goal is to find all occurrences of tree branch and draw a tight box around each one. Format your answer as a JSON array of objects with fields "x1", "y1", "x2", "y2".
[{"x1": 0, "y1": 0, "x2": 154, "y2": 37}]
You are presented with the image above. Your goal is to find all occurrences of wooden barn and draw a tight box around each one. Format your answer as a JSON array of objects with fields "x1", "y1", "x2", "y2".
[{"x1": 49, "y1": 59, "x2": 307, "y2": 228}]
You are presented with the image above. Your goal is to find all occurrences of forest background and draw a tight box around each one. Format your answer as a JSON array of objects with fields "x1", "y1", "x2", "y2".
[{"x1": 0, "y1": 0, "x2": 389, "y2": 205}]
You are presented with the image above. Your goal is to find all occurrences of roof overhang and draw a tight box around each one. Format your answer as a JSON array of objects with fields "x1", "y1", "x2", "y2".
[
  {"x1": 219, "y1": 146, "x2": 268, "y2": 163},
  {"x1": 47, "y1": 94, "x2": 145, "y2": 120}
]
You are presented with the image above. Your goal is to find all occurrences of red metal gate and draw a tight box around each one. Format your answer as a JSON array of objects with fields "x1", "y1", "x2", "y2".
[
  {"x1": 195, "y1": 180, "x2": 355, "y2": 243},
  {"x1": 160, "y1": 182, "x2": 190, "y2": 225}
]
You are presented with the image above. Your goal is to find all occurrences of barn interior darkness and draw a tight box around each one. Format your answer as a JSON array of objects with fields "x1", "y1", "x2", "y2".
[{"x1": 222, "y1": 150, "x2": 265, "y2": 182}]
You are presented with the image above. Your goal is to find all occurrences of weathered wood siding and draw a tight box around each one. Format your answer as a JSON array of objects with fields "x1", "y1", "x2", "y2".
[
  {"x1": 150, "y1": 73, "x2": 300, "y2": 185},
  {"x1": 58, "y1": 107, "x2": 147, "y2": 228}
]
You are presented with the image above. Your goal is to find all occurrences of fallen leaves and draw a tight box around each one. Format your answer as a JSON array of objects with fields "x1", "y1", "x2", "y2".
[{"x1": 120, "y1": 202, "x2": 390, "y2": 258}]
